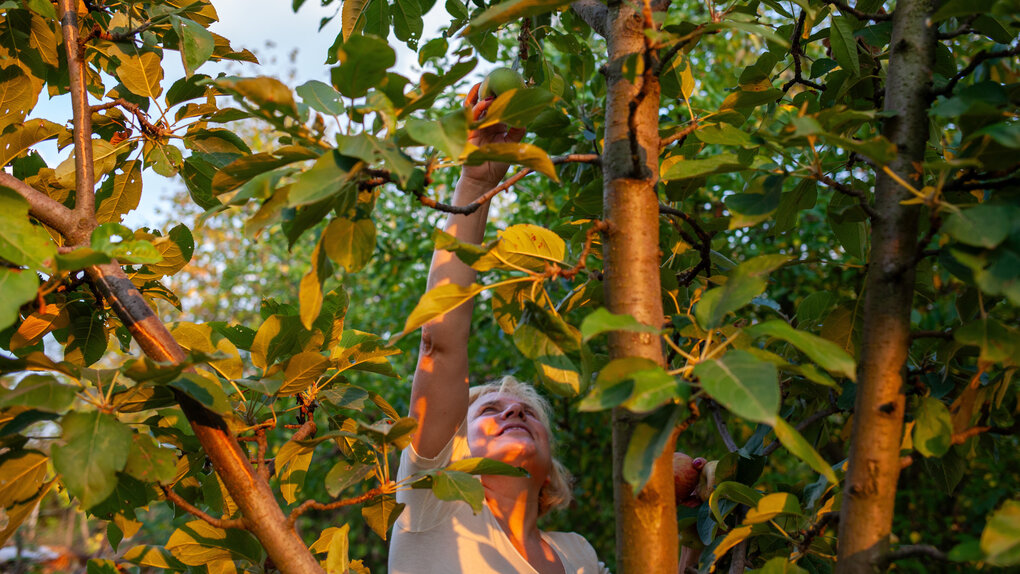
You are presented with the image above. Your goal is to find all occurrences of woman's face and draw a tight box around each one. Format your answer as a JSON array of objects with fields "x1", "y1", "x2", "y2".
[{"x1": 466, "y1": 391, "x2": 552, "y2": 476}]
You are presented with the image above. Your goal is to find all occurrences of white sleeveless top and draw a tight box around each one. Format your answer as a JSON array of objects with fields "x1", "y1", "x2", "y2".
[{"x1": 388, "y1": 425, "x2": 610, "y2": 574}]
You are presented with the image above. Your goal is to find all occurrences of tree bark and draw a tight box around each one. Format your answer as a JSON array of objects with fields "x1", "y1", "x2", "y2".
[
  {"x1": 602, "y1": 2, "x2": 677, "y2": 573},
  {"x1": 835, "y1": 0, "x2": 936, "y2": 571},
  {"x1": 50, "y1": 4, "x2": 324, "y2": 572}
]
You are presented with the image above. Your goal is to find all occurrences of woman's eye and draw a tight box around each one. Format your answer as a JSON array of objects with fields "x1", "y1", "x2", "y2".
[{"x1": 480, "y1": 406, "x2": 496, "y2": 414}]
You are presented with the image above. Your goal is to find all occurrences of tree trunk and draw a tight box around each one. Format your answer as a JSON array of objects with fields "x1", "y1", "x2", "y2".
[
  {"x1": 602, "y1": 2, "x2": 677, "y2": 573},
  {"x1": 836, "y1": 0, "x2": 936, "y2": 571}
]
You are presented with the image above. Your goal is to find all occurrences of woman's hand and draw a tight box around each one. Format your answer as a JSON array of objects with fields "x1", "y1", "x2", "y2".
[{"x1": 461, "y1": 83, "x2": 526, "y2": 187}]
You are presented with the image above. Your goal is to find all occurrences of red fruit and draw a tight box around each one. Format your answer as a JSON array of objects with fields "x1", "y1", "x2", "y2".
[{"x1": 673, "y1": 452, "x2": 700, "y2": 503}]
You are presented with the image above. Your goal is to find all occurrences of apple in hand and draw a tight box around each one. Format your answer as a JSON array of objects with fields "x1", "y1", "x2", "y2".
[{"x1": 480, "y1": 67, "x2": 526, "y2": 99}]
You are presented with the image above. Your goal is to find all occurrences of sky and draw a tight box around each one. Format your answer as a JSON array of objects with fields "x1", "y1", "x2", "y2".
[{"x1": 28, "y1": 0, "x2": 452, "y2": 228}]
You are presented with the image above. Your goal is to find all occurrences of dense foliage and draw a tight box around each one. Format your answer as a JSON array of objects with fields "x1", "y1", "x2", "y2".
[{"x1": 0, "y1": 0, "x2": 1017, "y2": 572}]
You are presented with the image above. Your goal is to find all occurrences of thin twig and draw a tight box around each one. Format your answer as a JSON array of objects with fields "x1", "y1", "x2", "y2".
[
  {"x1": 162, "y1": 486, "x2": 247, "y2": 530},
  {"x1": 780, "y1": 11, "x2": 825, "y2": 97},
  {"x1": 875, "y1": 544, "x2": 948, "y2": 569},
  {"x1": 416, "y1": 154, "x2": 600, "y2": 215},
  {"x1": 814, "y1": 172, "x2": 878, "y2": 219},
  {"x1": 910, "y1": 329, "x2": 953, "y2": 341},
  {"x1": 937, "y1": 15, "x2": 979, "y2": 39},
  {"x1": 660, "y1": 121, "x2": 700, "y2": 149},
  {"x1": 935, "y1": 45, "x2": 1020, "y2": 97},
  {"x1": 546, "y1": 221, "x2": 607, "y2": 281},
  {"x1": 797, "y1": 511, "x2": 839, "y2": 555},
  {"x1": 91, "y1": 99, "x2": 166, "y2": 137},
  {"x1": 675, "y1": 401, "x2": 701, "y2": 435},
  {"x1": 951, "y1": 425, "x2": 991, "y2": 445},
  {"x1": 710, "y1": 402, "x2": 739, "y2": 453},
  {"x1": 823, "y1": 0, "x2": 892, "y2": 21},
  {"x1": 286, "y1": 486, "x2": 389, "y2": 529}
]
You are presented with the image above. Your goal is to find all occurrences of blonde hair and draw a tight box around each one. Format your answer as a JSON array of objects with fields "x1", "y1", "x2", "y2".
[{"x1": 467, "y1": 375, "x2": 574, "y2": 516}]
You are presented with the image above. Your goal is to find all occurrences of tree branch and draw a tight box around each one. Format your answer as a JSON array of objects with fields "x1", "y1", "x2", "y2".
[
  {"x1": 797, "y1": 511, "x2": 839, "y2": 555},
  {"x1": 660, "y1": 121, "x2": 699, "y2": 149},
  {"x1": 710, "y1": 402, "x2": 739, "y2": 453},
  {"x1": 814, "y1": 172, "x2": 878, "y2": 219},
  {"x1": 823, "y1": 0, "x2": 892, "y2": 21},
  {"x1": 935, "y1": 45, "x2": 1020, "y2": 97},
  {"x1": 161, "y1": 485, "x2": 248, "y2": 530},
  {"x1": 58, "y1": 0, "x2": 97, "y2": 226},
  {"x1": 0, "y1": 173, "x2": 77, "y2": 235},
  {"x1": 780, "y1": 11, "x2": 825, "y2": 97},
  {"x1": 415, "y1": 154, "x2": 600, "y2": 215},
  {"x1": 875, "y1": 544, "x2": 947, "y2": 569},
  {"x1": 570, "y1": 0, "x2": 609, "y2": 38},
  {"x1": 91, "y1": 98, "x2": 166, "y2": 137},
  {"x1": 286, "y1": 486, "x2": 390, "y2": 529},
  {"x1": 937, "y1": 15, "x2": 979, "y2": 39},
  {"x1": 910, "y1": 329, "x2": 953, "y2": 341}
]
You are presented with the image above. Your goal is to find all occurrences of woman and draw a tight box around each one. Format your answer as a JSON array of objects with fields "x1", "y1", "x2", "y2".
[{"x1": 387, "y1": 93, "x2": 610, "y2": 574}]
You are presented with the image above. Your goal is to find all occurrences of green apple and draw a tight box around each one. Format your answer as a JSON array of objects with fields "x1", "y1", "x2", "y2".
[{"x1": 480, "y1": 67, "x2": 526, "y2": 99}]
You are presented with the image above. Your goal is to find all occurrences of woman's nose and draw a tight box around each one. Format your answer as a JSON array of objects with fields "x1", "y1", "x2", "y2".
[{"x1": 500, "y1": 402, "x2": 525, "y2": 419}]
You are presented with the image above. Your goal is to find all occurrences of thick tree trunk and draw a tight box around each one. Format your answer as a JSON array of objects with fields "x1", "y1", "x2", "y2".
[
  {"x1": 52, "y1": 4, "x2": 324, "y2": 572},
  {"x1": 835, "y1": 0, "x2": 936, "y2": 571},
  {"x1": 602, "y1": 2, "x2": 677, "y2": 573}
]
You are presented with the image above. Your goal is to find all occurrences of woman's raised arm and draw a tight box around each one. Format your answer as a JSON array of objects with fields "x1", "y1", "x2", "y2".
[{"x1": 408, "y1": 98, "x2": 525, "y2": 459}]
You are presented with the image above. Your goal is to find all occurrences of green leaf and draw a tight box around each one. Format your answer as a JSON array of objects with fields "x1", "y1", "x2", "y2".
[
  {"x1": 755, "y1": 556, "x2": 810, "y2": 574},
  {"x1": 744, "y1": 492, "x2": 803, "y2": 524},
  {"x1": 980, "y1": 500, "x2": 1020, "y2": 566},
  {"x1": 330, "y1": 329, "x2": 401, "y2": 377},
  {"x1": 117, "y1": 51, "x2": 164, "y2": 98},
  {"x1": 166, "y1": 520, "x2": 264, "y2": 566},
  {"x1": 623, "y1": 405, "x2": 681, "y2": 494},
  {"x1": 513, "y1": 302, "x2": 582, "y2": 397},
  {"x1": 432, "y1": 470, "x2": 486, "y2": 512},
  {"x1": 90, "y1": 224, "x2": 162, "y2": 264},
  {"x1": 464, "y1": 0, "x2": 571, "y2": 35},
  {"x1": 297, "y1": 80, "x2": 345, "y2": 115},
  {"x1": 773, "y1": 418, "x2": 838, "y2": 483},
  {"x1": 579, "y1": 357, "x2": 686, "y2": 413},
  {"x1": 0, "y1": 451, "x2": 52, "y2": 546},
  {"x1": 95, "y1": 160, "x2": 142, "y2": 224},
  {"x1": 406, "y1": 110, "x2": 469, "y2": 160},
  {"x1": 64, "y1": 308, "x2": 108, "y2": 367},
  {"x1": 24, "y1": 0, "x2": 56, "y2": 19},
  {"x1": 0, "y1": 67, "x2": 38, "y2": 131},
  {"x1": 660, "y1": 152, "x2": 750, "y2": 181},
  {"x1": 709, "y1": 481, "x2": 763, "y2": 524},
  {"x1": 476, "y1": 87, "x2": 556, "y2": 130},
  {"x1": 466, "y1": 142, "x2": 559, "y2": 181},
  {"x1": 211, "y1": 146, "x2": 319, "y2": 194},
  {"x1": 278, "y1": 351, "x2": 330, "y2": 396},
  {"x1": 330, "y1": 34, "x2": 396, "y2": 98},
  {"x1": 342, "y1": 0, "x2": 371, "y2": 41},
  {"x1": 215, "y1": 76, "x2": 298, "y2": 116},
  {"x1": 0, "y1": 374, "x2": 75, "y2": 412},
  {"x1": 695, "y1": 254, "x2": 791, "y2": 329},
  {"x1": 0, "y1": 119, "x2": 63, "y2": 167},
  {"x1": 913, "y1": 397, "x2": 953, "y2": 458},
  {"x1": 694, "y1": 350, "x2": 779, "y2": 424},
  {"x1": 288, "y1": 150, "x2": 360, "y2": 208},
  {"x1": 954, "y1": 318, "x2": 1019, "y2": 367},
  {"x1": 323, "y1": 217, "x2": 376, "y2": 272},
  {"x1": 361, "y1": 495, "x2": 404, "y2": 540},
  {"x1": 51, "y1": 411, "x2": 133, "y2": 508},
  {"x1": 0, "y1": 267, "x2": 38, "y2": 330},
  {"x1": 445, "y1": 457, "x2": 529, "y2": 476},
  {"x1": 830, "y1": 17, "x2": 861, "y2": 77},
  {"x1": 696, "y1": 123, "x2": 757, "y2": 148},
  {"x1": 336, "y1": 132, "x2": 415, "y2": 186},
  {"x1": 325, "y1": 462, "x2": 374, "y2": 497},
  {"x1": 944, "y1": 204, "x2": 1011, "y2": 249},
  {"x1": 579, "y1": 308, "x2": 661, "y2": 342},
  {"x1": 123, "y1": 433, "x2": 177, "y2": 484},
  {"x1": 392, "y1": 0, "x2": 423, "y2": 45},
  {"x1": 325, "y1": 523, "x2": 351, "y2": 574},
  {"x1": 745, "y1": 319, "x2": 856, "y2": 381},
  {"x1": 276, "y1": 440, "x2": 314, "y2": 505},
  {"x1": 169, "y1": 372, "x2": 232, "y2": 416},
  {"x1": 0, "y1": 187, "x2": 57, "y2": 270},
  {"x1": 171, "y1": 16, "x2": 215, "y2": 77},
  {"x1": 401, "y1": 282, "x2": 488, "y2": 336}
]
